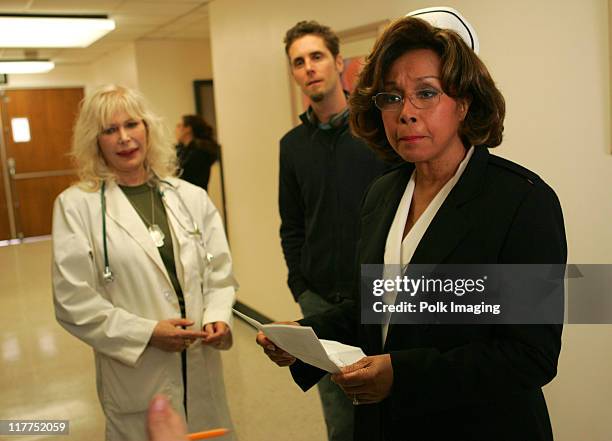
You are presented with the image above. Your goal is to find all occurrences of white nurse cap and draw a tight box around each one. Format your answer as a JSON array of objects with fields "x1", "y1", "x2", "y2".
[{"x1": 407, "y1": 6, "x2": 480, "y2": 54}]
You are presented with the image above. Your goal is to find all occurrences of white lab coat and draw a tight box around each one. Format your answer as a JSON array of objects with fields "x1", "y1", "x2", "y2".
[{"x1": 52, "y1": 177, "x2": 237, "y2": 441}]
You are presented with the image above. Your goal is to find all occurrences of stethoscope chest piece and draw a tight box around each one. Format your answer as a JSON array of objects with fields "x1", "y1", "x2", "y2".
[{"x1": 103, "y1": 266, "x2": 114, "y2": 283}]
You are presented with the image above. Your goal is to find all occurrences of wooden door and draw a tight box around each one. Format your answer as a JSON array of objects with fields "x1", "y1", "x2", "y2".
[
  {"x1": 0, "y1": 88, "x2": 83, "y2": 238},
  {"x1": 0, "y1": 156, "x2": 11, "y2": 241}
]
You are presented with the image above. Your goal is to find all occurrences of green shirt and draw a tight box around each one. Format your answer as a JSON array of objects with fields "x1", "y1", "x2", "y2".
[{"x1": 120, "y1": 183, "x2": 185, "y2": 317}]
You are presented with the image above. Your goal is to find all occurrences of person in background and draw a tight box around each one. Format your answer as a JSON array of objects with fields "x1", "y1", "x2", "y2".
[
  {"x1": 260, "y1": 10, "x2": 566, "y2": 441},
  {"x1": 279, "y1": 20, "x2": 390, "y2": 441},
  {"x1": 175, "y1": 114, "x2": 220, "y2": 191},
  {"x1": 52, "y1": 85, "x2": 237, "y2": 441}
]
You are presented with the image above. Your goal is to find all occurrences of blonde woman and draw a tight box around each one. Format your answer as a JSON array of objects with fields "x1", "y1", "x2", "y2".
[{"x1": 52, "y1": 85, "x2": 237, "y2": 441}]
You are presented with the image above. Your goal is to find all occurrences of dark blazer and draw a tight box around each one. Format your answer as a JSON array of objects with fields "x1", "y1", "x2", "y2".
[{"x1": 291, "y1": 146, "x2": 567, "y2": 441}]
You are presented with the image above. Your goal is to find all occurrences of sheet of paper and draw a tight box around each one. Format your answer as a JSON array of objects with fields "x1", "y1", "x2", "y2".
[
  {"x1": 320, "y1": 339, "x2": 366, "y2": 368},
  {"x1": 233, "y1": 308, "x2": 264, "y2": 330},
  {"x1": 233, "y1": 308, "x2": 366, "y2": 373}
]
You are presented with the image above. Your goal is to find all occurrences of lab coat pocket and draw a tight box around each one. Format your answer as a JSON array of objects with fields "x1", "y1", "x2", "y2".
[{"x1": 98, "y1": 347, "x2": 174, "y2": 413}]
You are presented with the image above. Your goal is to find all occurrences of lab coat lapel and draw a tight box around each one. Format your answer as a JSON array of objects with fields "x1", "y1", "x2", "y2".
[
  {"x1": 159, "y1": 181, "x2": 185, "y2": 232},
  {"x1": 103, "y1": 181, "x2": 169, "y2": 280},
  {"x1": 160, "y1": 180, "x2": 191, "y2": 290}
]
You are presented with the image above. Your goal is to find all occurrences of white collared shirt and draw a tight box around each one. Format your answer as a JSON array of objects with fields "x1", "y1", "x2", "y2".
[{"x1": 381, "y1": 147, "x2": 475, "y2": 344}]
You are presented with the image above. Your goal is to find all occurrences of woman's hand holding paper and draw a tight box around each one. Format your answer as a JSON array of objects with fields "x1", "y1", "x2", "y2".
[{"x1": 331, "y1": 354, "x2": 394, "y2": 405}]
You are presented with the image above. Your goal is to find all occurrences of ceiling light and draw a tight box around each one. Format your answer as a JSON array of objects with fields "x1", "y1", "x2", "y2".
[
  {"x1": 0, "y1": 14, "x2": 115, "y2": 48},
  {"x1": 0, "y1": 60, "x2": 55, "y2": 74}
]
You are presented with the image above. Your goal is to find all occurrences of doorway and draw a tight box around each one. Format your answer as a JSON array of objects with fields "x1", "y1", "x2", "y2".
[
  {"x1": 193, "y1": 80, "x2": 228, "y2": 233},
  {"x1": 0, "y1": 87, "x2": 83, "y2": 241}
]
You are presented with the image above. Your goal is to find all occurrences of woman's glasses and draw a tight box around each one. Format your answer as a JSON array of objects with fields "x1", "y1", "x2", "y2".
[{"x1": 372, "y1": 88, "x2": 443, "y2": 111}]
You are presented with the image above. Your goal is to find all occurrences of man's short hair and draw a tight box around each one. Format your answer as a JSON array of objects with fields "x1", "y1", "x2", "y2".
[{"x1": 284, "y1": 20, "x2": 340, "y2": 58}]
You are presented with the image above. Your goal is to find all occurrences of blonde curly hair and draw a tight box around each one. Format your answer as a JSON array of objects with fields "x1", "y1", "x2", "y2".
[{"x1": 71, "y1": 84, "x2": 177, "y2": 191}]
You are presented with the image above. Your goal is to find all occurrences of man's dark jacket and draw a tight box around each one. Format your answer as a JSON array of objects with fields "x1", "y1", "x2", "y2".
[
  {"x1": 279, "y1": 111, "x2": 388, "y2": 302},
  {"x1": 290, "y1": 146, "x2": 567, "y2": 441}
]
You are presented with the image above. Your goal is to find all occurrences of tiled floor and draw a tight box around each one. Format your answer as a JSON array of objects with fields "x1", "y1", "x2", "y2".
[{"x1": 0, "y1": 240, "x2": 326, "y2": 440}]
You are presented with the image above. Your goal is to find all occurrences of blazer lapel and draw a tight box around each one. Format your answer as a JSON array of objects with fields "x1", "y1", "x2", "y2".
[
  {"x1": 360, "y1": 164, "x2": 414, "y2": 355},
  {"x1": 361, "y1": 163, "x2": 415, "y2": 264},
  {"x1": 104, "y1": 181, "x2": 170, "y2": 280},
  {"x1": 384, "y1": 147, "x2": 489, "y2": 348},
  {"x1": 408, "y1": 201, "x2": 470, "y2": 264},
  {"x1": 410, "y1": 146, "x2": 489, "y2": 264}
]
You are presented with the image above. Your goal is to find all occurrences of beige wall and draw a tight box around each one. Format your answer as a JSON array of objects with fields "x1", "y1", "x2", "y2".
[
  {"x1": 134, "y1": 39, "x2": 213, "y2": 132},
  {"x1": 89, "y1": 43, "x2": 139, "y2": 92},
  {"x1": 0, "y1": 38, "x2": 213, "y2": 128},
  {"x1": 209, "y1": 0, "x2": 300, "y2": 321},
  {"x1": 132, "y1": 38, "x2": 222, "y2": 212},
  {"x1": 0, "y1": 64, "x2": 91, "y2": 90},
  {"x1": 0, "y1": 42, "x2": 137, "y2": 93},
  {"x1": 208, "y1": 0, "x2": 612, "y2": 439}
]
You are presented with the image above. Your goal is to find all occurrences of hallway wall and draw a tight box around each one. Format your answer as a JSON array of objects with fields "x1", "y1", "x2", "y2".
[
  {"x1": 90, "y1": 42, "x2": 139, "y2": 91},
  {"x1": 135, "y1": 39, "x2": 214, "y2": 132},
  {"x1": 0, "y1": 38, "x2": 213, "y2": 137},
  {"x1": 0, "y1": 64, "x2": 92, "y2": 91}
]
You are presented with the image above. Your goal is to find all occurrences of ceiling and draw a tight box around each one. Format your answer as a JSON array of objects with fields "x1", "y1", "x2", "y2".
[{"x1": 0, "y1": 0, "x2": 212, "y2": 65}]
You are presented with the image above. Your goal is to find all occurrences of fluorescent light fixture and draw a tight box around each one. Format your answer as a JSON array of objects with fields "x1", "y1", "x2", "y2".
[
  {"x1": 0, "y1": 14, "x2": 115, "y2": 48},
  {"x1": 11, "y1": 118, "x2": 31, "y2": 143},
  {"x1": 0, "y1": 60, "x2": 55, "y2": 74}
]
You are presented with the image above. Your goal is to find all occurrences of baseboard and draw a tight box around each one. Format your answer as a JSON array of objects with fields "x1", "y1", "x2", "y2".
[{"x1": 233, "y1": 300, "x2": 274, "y2": 327}]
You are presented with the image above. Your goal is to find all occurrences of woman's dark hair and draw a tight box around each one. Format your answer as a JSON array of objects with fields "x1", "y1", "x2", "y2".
[
  {"x1": 181, "y1": 114, "x2": 220, "y2": 156},
  {"x1": 182, "y1": 114, "x2": 216, "y2": 141},
  {"x1": 350, "y1": 17, "x2": 505, "y2": 161}
]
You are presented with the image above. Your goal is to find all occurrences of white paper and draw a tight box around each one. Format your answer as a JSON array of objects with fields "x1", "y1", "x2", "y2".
[
  {"x1": 233, "y1": 308, "x2": 366, "y2": 373},
  {"x1": 320, "y1": 339, "x2": 367, "y2": 368}
]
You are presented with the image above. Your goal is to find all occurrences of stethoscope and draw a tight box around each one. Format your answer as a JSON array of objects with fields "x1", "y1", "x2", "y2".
[{"x1": 101, "y1": 178, "x2": 209, "y2": 284}]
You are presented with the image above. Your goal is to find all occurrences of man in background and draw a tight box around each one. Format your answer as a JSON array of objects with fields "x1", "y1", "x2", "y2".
[{"x1": 279, "y1": 20, "x2": 388, "y2": 441}]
